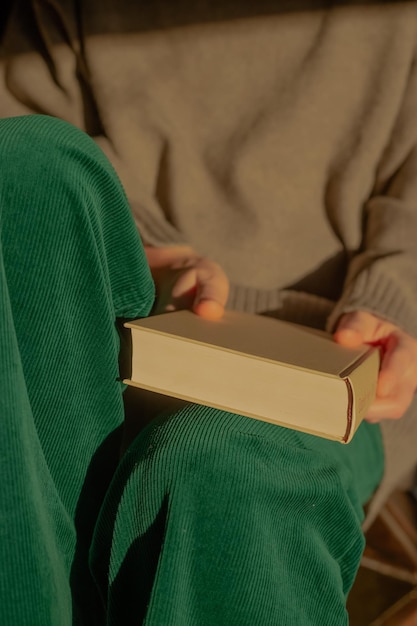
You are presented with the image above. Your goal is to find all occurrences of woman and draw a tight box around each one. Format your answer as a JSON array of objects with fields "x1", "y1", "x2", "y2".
[{"x1": 1, "y1": 1, "x2": 417, "y2": 623}]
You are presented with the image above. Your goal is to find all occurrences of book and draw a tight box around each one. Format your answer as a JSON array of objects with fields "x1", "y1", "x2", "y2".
[{"x1": 123, "y1": 310, "x2": 380, "y2": 443}]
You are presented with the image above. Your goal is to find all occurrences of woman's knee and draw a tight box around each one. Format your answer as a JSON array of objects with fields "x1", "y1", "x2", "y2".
[
  {"x1": 0, "y1": 115, "x2": 118, "y2": 210},
  {"x1": 115, "y1": 403, "x2": 367, "y2": 603},
  {"x1": 0, "y1": 114, "x2": 99, "y2": 166},
  {"x1": 125, "y1": 403, "x2": 343, "y2": 496},
  {"x1": 0, "y1": 114, "x2": 129, "y2": 244}
]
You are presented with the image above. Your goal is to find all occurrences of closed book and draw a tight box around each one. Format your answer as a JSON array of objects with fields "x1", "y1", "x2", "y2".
[{"x1": 123, "y1": 310, "x2": 380, "y2": 443}]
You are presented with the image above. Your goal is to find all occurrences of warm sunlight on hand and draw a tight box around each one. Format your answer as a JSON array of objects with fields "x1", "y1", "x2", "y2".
[
  {"x1": 334, "y1": 310, "x2": 417, "y2": 422},
  {"x1": 145, "y1": 245, "x2": 229, "y2": 320}
]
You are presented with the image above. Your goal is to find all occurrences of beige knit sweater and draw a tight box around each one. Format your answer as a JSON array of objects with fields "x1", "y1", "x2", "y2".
[{"x1": 1, "y1": 0, "x2": 417, "y2": 521}]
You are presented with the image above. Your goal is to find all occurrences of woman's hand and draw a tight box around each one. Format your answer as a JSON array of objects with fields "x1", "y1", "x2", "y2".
[
  {"x1": 333, "y1": 310, "x2": 417, "y2": 422},
  {"x1": 145, "y1": 245, "x2": 229, "y2": 320}
]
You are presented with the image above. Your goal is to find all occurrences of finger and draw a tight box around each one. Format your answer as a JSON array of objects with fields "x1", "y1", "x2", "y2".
[
  {"x1": 334, "y1": 310, "x2": 382, "y2": 348},
  {"x1": 376, "y1": 333, "x2": 416, "y2": 398},
  {"x1": 365, "y1": 335, "x2": 417, "y2": 421},
  {"x1": 366, "y1": 397, "x2": 398, "y2": 422},
  {"x1": 194, "y1": 299, "x2": 225, "y2": 320},
  {"x1": 171, "y1": 259, "x2": 229, "y2": 319},
  {"x1": 150, "y1": 267, "x2": 194, "y2": 314},
  {"x1": 171, "y1": 260, "x2": 228, "y2": 303},
  {"x1": 145, "y1": 244, "x2": 196, "y2": 268},
  {"x1": 171, "y1": 267, "x2": 198, "y2": 299},
  {"x1": 192, "y1": 260, "x2": 229, "y2": 320},
  {"x1": 156, "y1": 267, "x2": 198, "y2": 312},
  {"x1": 365, "y1": 387, "x2": 415, "y2": 422}
]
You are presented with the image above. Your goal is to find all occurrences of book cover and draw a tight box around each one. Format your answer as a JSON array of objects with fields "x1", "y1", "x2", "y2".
[{"x1": 123, "y1": 310, "x2": 380, "y2": 443}]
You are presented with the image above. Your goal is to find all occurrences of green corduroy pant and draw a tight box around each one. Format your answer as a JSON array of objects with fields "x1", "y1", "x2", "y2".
[{"x1": 0, "y1": 115, "x2": 384, "y2": 625}]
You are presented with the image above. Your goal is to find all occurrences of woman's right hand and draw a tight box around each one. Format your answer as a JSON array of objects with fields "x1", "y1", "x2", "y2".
[{"x1": 144, "y1": 245, "x2": 229, "y2": 320}]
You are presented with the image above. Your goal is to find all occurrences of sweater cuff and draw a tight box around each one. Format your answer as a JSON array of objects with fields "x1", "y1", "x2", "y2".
[
  {"x1": 227, "y1": 284, "x2": 334, "y2": 330},
  {"x1": 326, "y1": 267, "x2": 417, "y2": 339}
]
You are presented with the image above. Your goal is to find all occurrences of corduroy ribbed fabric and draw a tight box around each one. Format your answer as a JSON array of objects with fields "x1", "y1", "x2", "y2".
[
  {"x1": 0, "y1": 114, "x2": 155, "y2": 625},
  {"x1": 2, "y1": 0, "x2": 417, "y2": 526},
  {"x1": 0, "y1": 114, "x2": 384, "y2": 625},
  {"x1": 91, "y1": 404, "x2": 383, "y2": 626}
]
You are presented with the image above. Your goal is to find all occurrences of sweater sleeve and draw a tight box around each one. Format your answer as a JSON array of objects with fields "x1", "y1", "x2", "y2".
[{"x1": 327, "y1": 56, "x2": 417, "y2": 339}]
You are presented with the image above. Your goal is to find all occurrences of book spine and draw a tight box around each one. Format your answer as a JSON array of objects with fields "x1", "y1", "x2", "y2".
[
  {"x1": 342, "y1": 349, "x2": 380, "y2": 443},
  {"x1": 342, "y1": 379, "x2": 354, "y2": 443}
]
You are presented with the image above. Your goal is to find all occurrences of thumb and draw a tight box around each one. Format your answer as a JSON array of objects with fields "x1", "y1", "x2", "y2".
[
  {"x1": 193, "y1": 261, "x2": 229, "y2": 320},
  {"x1": 171, "y1": 258, "x2": 229, "y2": 321},
  {"x1": 333, "y1": 310, "x2": 379, "y2": 348}
]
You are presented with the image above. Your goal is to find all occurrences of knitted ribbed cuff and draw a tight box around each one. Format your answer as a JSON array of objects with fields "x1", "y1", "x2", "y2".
[
  {"x1": 227, "y1": 284, "x2": 334, "y2": 330},
  {"x1": 326, "y1": 267, "x2": 417, "y2": 339}
]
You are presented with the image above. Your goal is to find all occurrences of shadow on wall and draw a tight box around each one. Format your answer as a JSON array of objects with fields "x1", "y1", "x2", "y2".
[
  {"x1": 0, "y1": 0, "x2": 13, "y2": 40},
  {"x1": 75, "y1": 0, "x2": 417, "y2": 35},
  {"x1": 3, "y1": 0, "x2": 415, "y2": 57},
  {"x1": 4, "y1": 0, "x2": 417, "y2": 42}
]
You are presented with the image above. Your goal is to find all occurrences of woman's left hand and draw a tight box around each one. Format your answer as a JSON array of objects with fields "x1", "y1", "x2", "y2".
[{"x1": 334, "y1": 310, "x2": 417, "y2": 422}]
